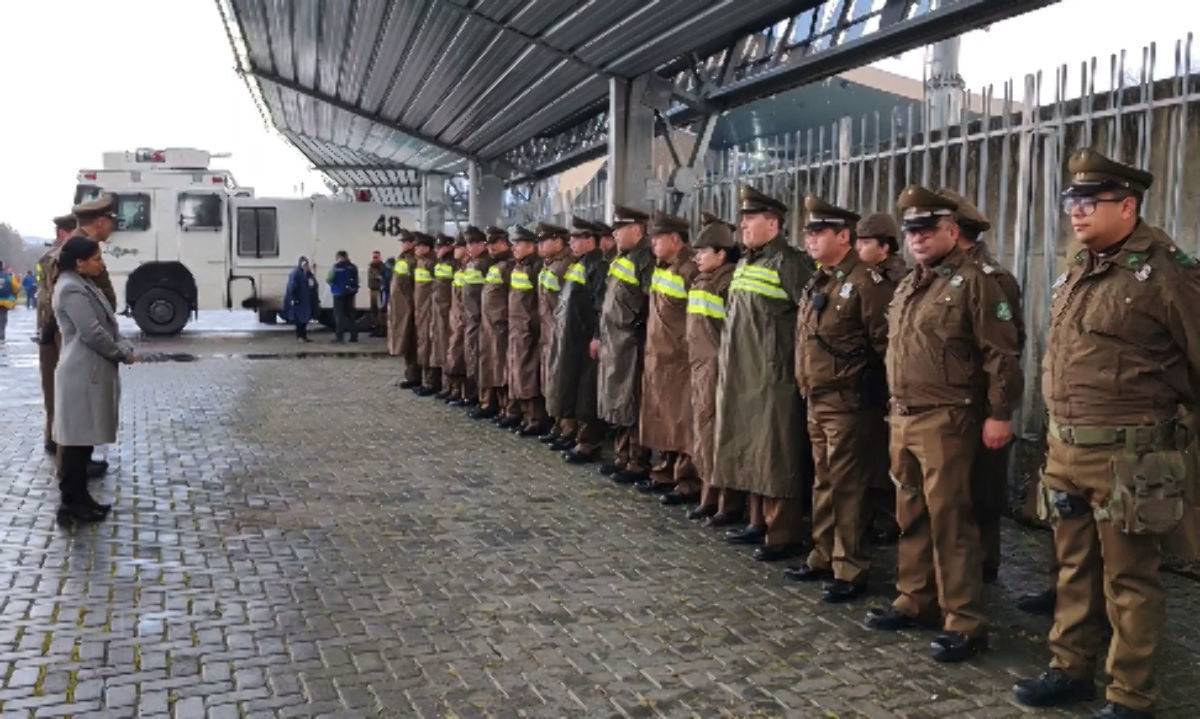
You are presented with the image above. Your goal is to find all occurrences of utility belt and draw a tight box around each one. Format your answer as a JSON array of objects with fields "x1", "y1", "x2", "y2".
[{"x1": 1040, "y1": 418, "x2": 1195, "y2": 536}]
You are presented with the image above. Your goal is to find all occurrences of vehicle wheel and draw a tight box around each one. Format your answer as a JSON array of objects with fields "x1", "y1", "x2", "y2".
[
  {"x1": 258, "y1": 309, "x2": 277, "y2": 324},
  {"x1": 132, "y1": 287, "x2": 190, "y2": 336}
]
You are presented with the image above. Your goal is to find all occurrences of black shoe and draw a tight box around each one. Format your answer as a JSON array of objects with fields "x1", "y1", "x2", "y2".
[
  {"x1": 1016, "y1": 587, "x2": 1057, "y2": 616},
  {"x1": 497, "y1": 415, "x2": 523, "y2": 430},
  {"x1": 823, "y1": 580, "x2": 867, "y2": 604},
  {"x1": 562, "y1": 450, "x2": 596, "y2": 465},
  {"x1": 1013, "y1": 669, "x2": 1097, "y2": 708},
  {"x1": 983, "y1": 565, "x2": 999, "y2": 584},
  {"x1": 687, "y1": 505, "x2": 717, "y2": 521},
  {"x1": 551, "y1": 437, "x2": 576, "y2": 451},
  {"x1": 930, "y1": 632, "x2": 987, "y2": 663},
  {"x1": 55, "y1": 501, "x2": 109, "y2": 526},
  {"x1": 753, "y1": 544, "x2": 802, "y2": 562},
  {"x1": 783, "y1": 562, "x2": 833, "y2": 582},
  {"x1": 1090, "y1": 702, "x2": 1155, "y2": 719},
  {"x1": 87, "y1": 460, "x2": 109, "y2": 479},
  {"x1": 433, "y1": 390, "x2": 452, "y2": 401},
  {"x1": 864, "y1": 607, "x2": 918, "y2": 631},
  {"x1": 469, "y1": 407, "x2": 499, "y2": 421},
  {"x1": 538, "y1": 432, "x2": 561, "y2": 444},
  {"x1": 397, "y1": 379, "x2": 420, "y2": 389},
  {"x1": 870, "y1": 526, "x2": 900, "y2": 546},
  {"x1": 634, "y1": 479, "x2": 672, "y2": 494},
  {"x1": 447, "y1": 398, "x2": 468, "y2": 407},
  {"x1": 518, "y1": 424, "x2": 550, "y2": 438},
  {"x1": 611, "y1": 471, "x2": 646, "y2": 486},
  {"x1": 597, "y1": 462, "x2": 620, "y2": 476},
  {"x1": 414, "y1": 387, "x2": 437, "y2": 397},
  {"x1": 724, "y1": 525, "x2": 766, "y2": 545},
  {"x1": 704, "y1": 511, "x2": 740, "y2": 528},
  {"x1": 660, "y1": 491, "x2": 694, "y2": 506},
  {"x1": 44, "y1": 440, "x2": 58, "y2": 455}
]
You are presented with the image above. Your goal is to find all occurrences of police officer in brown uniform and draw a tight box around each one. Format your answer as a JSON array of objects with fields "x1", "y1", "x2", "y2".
[
  {"x1": 597, "y1": 205, "x2": 655, "y2": 484},
  {"x1": 536, "y1": 222, "x2": 577, "y2": 448},
  {"x1": 443, "y1": 235, "x2": 471, "y2": 404},
  {"x1": 428, "y1": 234, "x2": 456, "y2": 399},
  {"x1": 684, "y1": 213, "x2": 744, "y2": 526},
  {"x1": 1012, "y1": 150, "x2": 1200, "y2": 719},
  {"x1": 506, "y1": 225, "x2": 547, "y2": 435},
  {"x1": 639, "y1": 211, "x2": 701, "y2": 502},
  {"x1": 865, "y1": 186, "x2": 1023, "y2": 664},
  {"x1": 474, "y1": 226, "x2": 513, "y2": 421},
  {"x1": 367, "y1": 250, "x2": 387, "y2": 336},
  {"x1": 786, "y1": 197, "x2": 894, "y2": 603},
  {"x1": 714, "y1": 187, "x2": 815, "y2": 562},
  {"x1": 411, "y1": 233, "x2": 440, "y2": 395},
  {"x1": 456, "y1": 226, "x2": 491, "y2": 409},
  {"x1": 552, "y1": 223, "x2": 609, "y2": 464},
  {"x1": 599, "y1": 223, "x2": 618, "y2": 263},
  {"x1": 37, "y1": 213, "x2": 77, "y2": 455},
  {"x1": 938, "y1": 188, "x2": 1026, "y2": 583},
  {"x1": 387, "y1": 230, "x2": 420, "y2": 387}
]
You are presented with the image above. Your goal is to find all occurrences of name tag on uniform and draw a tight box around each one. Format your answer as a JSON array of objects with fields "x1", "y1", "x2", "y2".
[
  {"x1": 839, "y1": 283, "x2": 853, "y2": 299},
  {"x1": 1135, "y1": 263, "x2": 1152, "y2": 282},
  {"x1": 949, "y1": 275, "x2": 964, "y2": 288}
]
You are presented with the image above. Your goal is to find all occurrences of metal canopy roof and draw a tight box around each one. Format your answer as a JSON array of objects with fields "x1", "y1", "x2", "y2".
[{"x1": 223, "y1": 0, "x2": 811, "y2": 175}]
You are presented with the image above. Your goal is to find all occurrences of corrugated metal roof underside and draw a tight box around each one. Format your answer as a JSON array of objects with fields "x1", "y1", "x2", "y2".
[{"x1": 229, "y1": 0, "x2": 811, "y2": 174}]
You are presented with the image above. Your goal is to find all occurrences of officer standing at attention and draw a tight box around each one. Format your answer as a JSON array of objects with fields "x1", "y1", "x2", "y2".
[
  {"x1": 713, "y1": 186, "x2": 815, "y2": 562},
  {"x1": 639, "y1": 211, "x2": 701, "y2": 503},
  {"x1": 938, "y1": 187, "x2": 1026, "y2": 583},
  {"x1": 597, "y1": 205, "x2": 655, "y2": 485},
  {"x1": 443, "y1": 235, "x2": 471, "y2": 404},
  {"x1": 786, "y1": 197, "x2": 894, "y2": 603},
  {"x1": 366, "y1": 250, "x2": 387, "y2": 337},
  {"x1": 865, "y1": 186, "x2": 1022, "y2": 663},
  {"x1": 457, "y1": 226, "x2": 492, "y2": 410},
  {"x1": 474, "y1": 226, "x2": 514, "y2": 422},
  {"x1": 855, "y1": 213, "x2": 909, "y2": 284},
  {"x1": 387, "y1": 230, "x2": 420, "y2": 387},
  {"x1": 599, "y1": 223, "x2": 618, "y2": 263},
  {"x1": 37, "y1": 213, "x2": 78, "y2": 455},
  {"x1": 535, "y1": 222, "x2": 577, "y2": 449},
  {"x1": 1012, "y1": 149, "x2": 1200, "y2": 719},
  {"x1": 505, "y1": 225, "x2": 548, "y2": 436},
  {"x1": 428, "y1": 234, "x2": 457, "y2": 400},
  {"x1": 411, "y1": 233, "x2": 439, "y2": 395}
]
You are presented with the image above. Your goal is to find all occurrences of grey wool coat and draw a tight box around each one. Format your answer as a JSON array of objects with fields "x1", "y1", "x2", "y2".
[{"x1": 52, "y1": 271, "x2": 133, "y2": 446}]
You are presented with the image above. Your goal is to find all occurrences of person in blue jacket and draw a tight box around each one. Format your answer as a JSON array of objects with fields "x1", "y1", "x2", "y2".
[
  {"x1": 326, "y1": 250, "x2": 360, "y2": 343},
  {"x1": 283, "y1": 256, "x2": 319, "y2": 342},
  {"x1": 22, "y1": 270, "x2": 37, "y2": 308}
]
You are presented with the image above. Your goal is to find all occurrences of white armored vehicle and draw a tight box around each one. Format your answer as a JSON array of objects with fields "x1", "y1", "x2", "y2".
[{"x1": 74, "y1": 148, "x2": 416, "y2": 335}]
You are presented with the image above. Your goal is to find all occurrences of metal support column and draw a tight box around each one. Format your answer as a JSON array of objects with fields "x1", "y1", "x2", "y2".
[
  {"x1": 469, "y1": 161, "x2": 504, "y2": 228},
  {"x1": 606, "y1": 75, "x2": 656, "y2": 218},
  {"x1": 420, "y1": 173, "x2": 446, "y2": 234}
]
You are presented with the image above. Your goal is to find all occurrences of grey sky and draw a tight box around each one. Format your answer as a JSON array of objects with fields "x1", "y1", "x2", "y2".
[{"x1": 0, "y1": 0, "x2": 1187, "y2": 238}]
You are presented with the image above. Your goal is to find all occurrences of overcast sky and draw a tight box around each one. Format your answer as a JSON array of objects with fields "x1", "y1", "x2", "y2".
[{"x1": 0, "y1": 0, "x2": 1187, "y2": 238}]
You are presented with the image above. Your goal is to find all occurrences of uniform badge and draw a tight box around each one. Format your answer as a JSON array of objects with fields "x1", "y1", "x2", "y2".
[
  {"x1": 996, "y1": 301, "x2": 1013, "y2": 321},
  {"x1": 834, "y1": 269, "x2": 845, "y2": 280},
  {"x1": 981, "y1": 264, "x2": 996, "y2": 275},
  {"x1": 1134, "y1": 263, "x2": 1152, "y2": 282},
  {"x1": 868, "y1": 269, "x2": 883, "y2": 284},
  {"x1": 1171, "y1": 246, "x2": 1200, "y2": 267},
  {"x1": 839, "y1": 283, "x2": 853, "y2": 299},
  {"x1": 1052, "y1": 271, "x2": 1068, "y2": 289},
  {"x1": 949, "y1": 274, "x2": 965, "y2": 288}
]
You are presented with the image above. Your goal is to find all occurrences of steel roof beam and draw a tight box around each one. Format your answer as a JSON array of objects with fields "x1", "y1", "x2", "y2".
[{"x1": 246, "y1": 65, "x2": 476, "y2": 164}]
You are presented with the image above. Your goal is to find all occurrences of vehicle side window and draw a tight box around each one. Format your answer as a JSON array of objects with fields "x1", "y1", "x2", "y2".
[
  {"x1": 236, "y1": 207, "x2": 279, "y2": 258},
  {"x1": 179, "y1": 193, "x2": 223, "y2": 231},
  {"x1": 114, "y1": 194, "x2": 151, "y2": 231}
]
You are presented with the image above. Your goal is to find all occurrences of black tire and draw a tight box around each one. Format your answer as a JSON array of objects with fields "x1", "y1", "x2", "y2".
[
  {"x1": 258, "y1": 309, "x2": 277, "y2": 324},
  {"x1": 132, "y1": 287, "x2": 190, "y2": 336}
]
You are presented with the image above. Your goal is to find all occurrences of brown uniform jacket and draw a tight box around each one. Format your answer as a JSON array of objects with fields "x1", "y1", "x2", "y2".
[
  {"x1": 597, "y1": 238, "x2": 654, "y2": 427},
  {"x1": 1044, "y1": 222, "x2": 1200, "y2": 425},
  {"x1": 538, "y1": 248, "x2": 574, "y2": 399},
  {"x1": 965, "y1": 241, "x2": 1025, "y2": 350},
  {"x1": 367, "y1": 261, "x2": 386, "y2": 292},
  {"x1": 506, "y1": 254, "x2": 543, "y2": 400},
  {"x1": 39, "y1": 234, "x2": 117, "y2": 340},
  {"x1": 387, "y1": 251, "x2": 417, "y2": 357},
  {"x1": 445, "y1": 261, "x2": 467, "y2": 375},
  {"x1": 479, "y1": 251, "x2": 513, "y2": 389},
  {"x1": 877, "y1": 253, "x2": 910, "y2": 284},
  {"x1": 713, "y1": 235, "x2": 816, "y2": 498},
  {"x1": 413, "y1": 255, "x2": 437, "y2": 366},
  {"x1": 462, "y1": 252, "x2": 494, "y2": 383},
  {"x1": 687, "y1": 263, "x2": 735, "y2": 483},
  {"x1": 797, "y1": 251, "x2": 894, "y2": 409},
  {"x1": 886, "y1": 245, "x2": 1023, "y2": 420},
  {"x1": 640, "y1": 247, "x2": 699, "y2": 453},
  {"x1": 429, "y1": 257, "x2": 455, "y2": 370},
  {"x1": 546, "y1": 249, "x2": 608, "y2": 421}
]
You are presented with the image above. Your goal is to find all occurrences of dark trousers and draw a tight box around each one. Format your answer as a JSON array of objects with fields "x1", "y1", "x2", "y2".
[
  {"x1": 60, "y1": 445, "x2": 93, "y2": 504},
  {"x1": 294, "y1": 322, "x2": 308, "y2": 339},
  {"x1": 333, "y1": 295, "x2": 357, "y2": 341}
]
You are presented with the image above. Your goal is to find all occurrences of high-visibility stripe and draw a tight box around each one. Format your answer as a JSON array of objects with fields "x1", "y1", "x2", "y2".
[
  {"x1": 734, "y1": 265, "x2": 781, "y2": 283},
  {"x1": 686, "y1": 289, "x2": 726, "y2": 319},
  {"x1": 510, "y1": 270, "x2": 534, "y2": 290},
  {"x1": 392, "y1": 259, "x2": 411, "y2": 275},
  {"x1": 452, "y1": 270, "x2": 466, "y2": 288},
  {"x1": 650, "y1": 267, "x2": 687, "y2": 299},
  {"x1": 608, "y1": 256, "x2": 638, "y2": 285},
  {"x1": 485, "y1": 265, "x2": 505, "y2": 284},
  {"x1": 565, "y1": 262, "x2": 587, "y2": 285},
  {"x1": 730, "y1": 263, "x2": 788, "y2": 299},
  {"x1": 414, "y1": 267, "x2": 433, "y2": 283},
  {"x1": 462, "y1": 268, "x2": 485, "y2": 285},
  {"x1": 434, "y1": 263, "x2": 454, "y2": 279},
  {"x1": 538, "y1": 267, "x2": 562, "y2": 292}
]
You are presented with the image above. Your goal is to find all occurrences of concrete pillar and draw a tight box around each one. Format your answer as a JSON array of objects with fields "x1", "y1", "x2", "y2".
[
  {"x1": 468, "y1": 161, "x2": 503, "y2": 228},
  {"x1": 605, "y1": 75, "x2": 656, "y2": 220},
  {"x1": 420, "y1": 173, "x2": 446, "y2": 234}
]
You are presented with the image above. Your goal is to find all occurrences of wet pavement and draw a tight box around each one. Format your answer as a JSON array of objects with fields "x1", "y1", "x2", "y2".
[{"x1": 0, "y1": 305, "x2": 1197, "y2": 718}]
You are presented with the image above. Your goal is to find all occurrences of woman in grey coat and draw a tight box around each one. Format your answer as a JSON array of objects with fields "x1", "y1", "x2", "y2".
[{"x1": 52, "y1": 237, "x2": 136, "y2": 525}]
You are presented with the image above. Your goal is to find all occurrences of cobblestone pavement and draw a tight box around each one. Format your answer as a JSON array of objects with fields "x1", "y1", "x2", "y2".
[{"x1": 1, "y1": 305, "x2": 1198, "y2": 718}]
